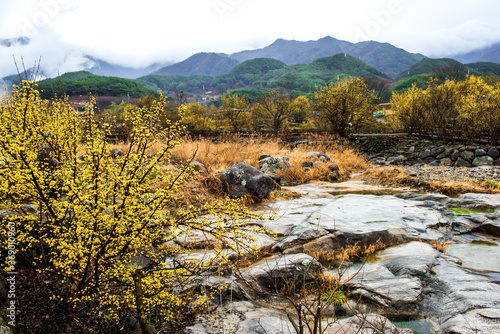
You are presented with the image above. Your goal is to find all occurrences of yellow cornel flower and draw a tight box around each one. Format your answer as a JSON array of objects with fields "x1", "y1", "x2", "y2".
[{"x1": 0, "y1": 82, "x2": 269, "y2": 326}]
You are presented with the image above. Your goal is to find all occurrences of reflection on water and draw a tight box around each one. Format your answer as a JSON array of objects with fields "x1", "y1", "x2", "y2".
[
  {"x1": 329, "y1": 189, "x2": 409, "y2": 196},
  {"x1": 393, "y1": 318, "x2": 438, "y2": 334},
  {"x1": 447, "y1": 242, "x2": 500, "y2": 272},
  {"x1": 448, "y1": 207, "x2": 495, "y2": 216}
]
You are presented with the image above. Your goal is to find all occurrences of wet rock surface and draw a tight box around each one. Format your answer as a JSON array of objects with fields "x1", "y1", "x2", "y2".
[
  {"x1": 185, "y1": 301, "x2": 410, "y2": 334},
  {"x1": 241, "y1": 253, "x2": 322, "y2": 293},
  {"x1": 254, "y1": 183, "x2": 450, "y2": 242},
  {"x1": 180, "y1": 179, "x2": 500, "y2": 333},
  {"x1": 422, "y1": 261, "x2": 500, "y2": 333}
]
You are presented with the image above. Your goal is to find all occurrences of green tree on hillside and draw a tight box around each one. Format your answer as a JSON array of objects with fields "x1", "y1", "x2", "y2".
[{"x1": 313, "y1": 78, "x2": 376, "y2": 138}]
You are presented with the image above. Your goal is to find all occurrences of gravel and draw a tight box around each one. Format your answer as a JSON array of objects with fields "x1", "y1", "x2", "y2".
[{"x1": 403, "y1": 166, "x2": 500, "y2": 184}]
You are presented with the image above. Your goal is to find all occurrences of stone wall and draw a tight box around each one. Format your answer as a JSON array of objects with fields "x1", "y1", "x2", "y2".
[{"x1": 354, "y1": 135, "x2": 500, "y2": 167}]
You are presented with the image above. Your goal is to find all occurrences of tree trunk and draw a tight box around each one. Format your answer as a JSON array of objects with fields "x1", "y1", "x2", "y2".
[{"x1": 133, "y1": 269, "x2": 150, "y2": 334}]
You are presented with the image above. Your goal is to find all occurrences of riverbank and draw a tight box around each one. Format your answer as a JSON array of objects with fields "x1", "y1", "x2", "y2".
[{"x1": 363, "y1": 165, "x2": 500, "y2": 196}]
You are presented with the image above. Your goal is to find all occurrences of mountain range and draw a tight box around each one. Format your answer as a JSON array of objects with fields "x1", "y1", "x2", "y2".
[
  {"x1": 84, "y1": 57, "x2": 173, "y2": 79},
  {"x1": 4, "y1": 35, "x2": 500, "y2": 82},
  {"x1": 3, "y1": 35, "x2": 500, "y2": 98},
  {"x1": 146, "y1": 36, "x2": 426, "y2": 80},
  {"x1": 126, "y1": 35, "x2": 500, "y2": 80},
  {"x1": 230, "y1": 36, "x2": 425, "y2": 79}
]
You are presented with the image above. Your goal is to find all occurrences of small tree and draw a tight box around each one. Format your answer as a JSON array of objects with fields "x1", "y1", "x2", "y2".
[
  {"x1": 391, "y1": 83, "x2": 427, "y2": 135},
  {"x1": 253, "y1": 89, "x2": 293, "y2": 134},
  {"x1": 221, "y1": 93, "x2": 251, "y2": 133},
  {"x1": 424, "y1": 78, "x2": 459, "y2": 139},
  {"x1": 290, "y1": 95, "x2": 312, "y2": 125},
  {"x1": 457, "y1": 75, "x2": 500, "y2": 144},
  {"x1": 313, "y1": 78, "x2": 376, "y2": 138},
  {"x1": 0, "y1": 81, "x2": 265, "y2": 331},
  {"x1": 182, "y1": 102, "x2": 218, "y2": 133}
]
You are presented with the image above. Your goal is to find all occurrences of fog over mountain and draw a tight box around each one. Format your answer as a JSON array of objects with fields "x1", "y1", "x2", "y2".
[
  {"x1": 3, "y1": 35, "x2": 500, "y2": 83},
  {"x1": 2, "y1": 0, "x2": 500, "y2": 80}
]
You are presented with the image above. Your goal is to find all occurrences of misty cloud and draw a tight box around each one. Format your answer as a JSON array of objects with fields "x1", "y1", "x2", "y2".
[
  {"x1": 1, "y1": 0, "x2": 500, "y2": 79},
  {"x1": 391, "y1": 20, "x2": 500, "y2": 57},
  {"x1": 0, "y1": 28, "x2": 95, "y2": 78}
]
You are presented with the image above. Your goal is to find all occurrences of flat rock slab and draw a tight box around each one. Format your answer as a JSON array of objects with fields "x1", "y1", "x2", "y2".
[
  {"x1": 445, "y1": 241, "x2": 500, "y2": 272},
  {"x1": 349, "y1": 268, "x2": 422, "y2": 313},
  {"x1": 343, "y1": 242, "x2": 438, "y2": 316},
  {"x1": 284, "y1": 180, "x2": 414, "y2": 199},
  {"x1": 448, "y1": 193, "x2": 500, "y2": 210},
  {"x1": 323, "y1": 314, "x2": 413, "y2": 334},
  {"x1": 173, "y1": 226, "x2": 276, "y2": 253},
  {"x1": 235, "y1": 309, "x2": 295, "y2": 334},
  {"x1": 184, "y1": 301, "x2": 294, "y2": 334},
  {"x1": 378, "y1": 241, "x2": 440, "y2": 277},
  {"x1": 422, "y1": 261, "x2": 500, "y2": 333},
  {"x1": 256, "y1": 192, "x2": 450, "y2": 241}
]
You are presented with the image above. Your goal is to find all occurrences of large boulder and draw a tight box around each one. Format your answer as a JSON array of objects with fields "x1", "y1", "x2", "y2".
[
  {"x1": 419, "y1": 150, "x2": 431, "y2": 160},
  {"x1": 437, "y1": 147, "x2": 454, "y2": 160},
  {"x1": 430, "y1": 147, "x2": 445, "y2": 157},
  {"x1": 455, "y1": 157, "x2": 472, "y2": 167},
  {"x1": 220, "y1": 162, "x2": 277, "y2": 198}
]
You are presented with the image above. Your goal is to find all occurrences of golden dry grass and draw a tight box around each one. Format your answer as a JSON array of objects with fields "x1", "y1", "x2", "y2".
[
  {"x1": 430, "y1": 239, "x2": 451, "y2": 253},
  {"x1": 171, "y1": 135, "x2": 281, "y2": 173},
  {"x1": 113, "y1": 135, "x2": 368, "y2": 174},
  {"x1": 171, "y1": 135, "x2": 368, "y2": 181},
  {"x1": 106, "y1": 135, "x2": 369, "y2": 207},
  {"x1": 305, "y1": 239, "x2": 387, "y2": 265}
]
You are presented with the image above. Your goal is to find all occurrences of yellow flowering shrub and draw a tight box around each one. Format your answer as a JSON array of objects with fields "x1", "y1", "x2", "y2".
[{"x1": 0, "y1": 81, "x2": 266, "y2": 329}]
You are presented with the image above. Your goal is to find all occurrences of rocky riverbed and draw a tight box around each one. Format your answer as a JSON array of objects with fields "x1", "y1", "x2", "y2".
[{"x1": 182, "y1": 178, "x2": 500, "y2": 334}]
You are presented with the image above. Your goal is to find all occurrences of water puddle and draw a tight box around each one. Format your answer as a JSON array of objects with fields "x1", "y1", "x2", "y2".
[
  {"x1": 328, "y1": 189, "x2": 409, "y2": 196},
  {"x1": 471, "y1": 239, "x2": 499, "y2": 246},
  {"x1": 446, "y1": 242, "x2": 500, "y2": 272},
  {"x1": 448, "y1": 207, "x2": 495, "y2": 216},
  {"x1": 392, "y1": 318, "x2": 438, "y2": 334}
]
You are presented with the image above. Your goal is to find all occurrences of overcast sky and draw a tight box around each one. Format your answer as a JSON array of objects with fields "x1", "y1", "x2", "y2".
[{"x1": 1, "y1": 0, "x2": 500, "y2": 78}]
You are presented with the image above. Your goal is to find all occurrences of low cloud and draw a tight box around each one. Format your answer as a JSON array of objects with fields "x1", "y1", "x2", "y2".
[
  {"x1": 393, "y1": 21, "x2": 500, "y2": 57},
  {"x1": 2, "y1": 0, "x2": 500, "y2": 79},
  {"x1": 0, "y1": 29, "x2": 92, "y2": 79}
]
